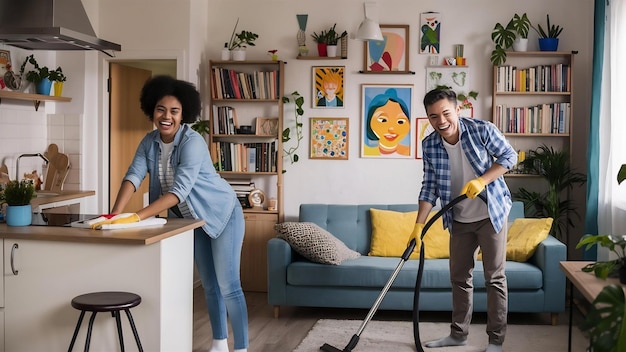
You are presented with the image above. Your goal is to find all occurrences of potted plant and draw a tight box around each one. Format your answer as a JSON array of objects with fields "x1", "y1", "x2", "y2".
[
  {"x1": 577, "y1": 234, "x2": 626, "y2": 283},
  {"x1": 580, "y1": 284, "x2": 626, "y2": 352},
  {"x1": 325, "y1": 23, "x2": 347, "y2": 58},
  {"x1": 531, "y1": 14, "x2": 563, "y2": 51},
  {"x1": 1, "y1": 179, "x2": 35, "y2": 226},
  {"x1": 48, "y1": 66, "x2": 67, "y2": 96},
  {"x1": 20, "y1": 54, "x2": 54, "y2": 95},
  {"x1": 311, "y1": 30, "x2": 328, "y2": 56},
  {"x1": 490, "y1": 13, "x2": 532, "y2": 65},
  {"x1": 513, "y1": 144, "x2": 586, "y2": 244},
  {"x1": 227, "y1": 18, "x2": 259, "y2": 61}
]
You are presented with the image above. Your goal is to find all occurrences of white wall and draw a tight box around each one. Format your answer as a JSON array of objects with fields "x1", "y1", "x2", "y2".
[{"x1": 0, "y1": 0, "x2": 594, "y2": 240}]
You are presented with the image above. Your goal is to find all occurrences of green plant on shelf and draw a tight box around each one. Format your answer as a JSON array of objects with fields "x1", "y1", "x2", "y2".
[{"x1": 282, "y1": 91, "x2": 304, "y2": 169}]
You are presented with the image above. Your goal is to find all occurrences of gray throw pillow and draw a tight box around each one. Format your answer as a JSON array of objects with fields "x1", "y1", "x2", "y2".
[{"x1": 275, "y1": 222, "x2": 360, "y2": 265}]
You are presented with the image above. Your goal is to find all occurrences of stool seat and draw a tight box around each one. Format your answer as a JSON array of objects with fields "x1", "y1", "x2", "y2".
[
  {"x1": 68, "y1": 291, "x2": 143, "y2": 352},
  {"x1": 71, "y1": 291, "x2": 141, "y2": 312}
]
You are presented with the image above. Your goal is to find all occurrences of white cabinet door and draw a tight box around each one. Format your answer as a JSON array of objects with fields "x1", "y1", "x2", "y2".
[{"x1": 3, "y1": 234, "x2": 194, "y2": 352}]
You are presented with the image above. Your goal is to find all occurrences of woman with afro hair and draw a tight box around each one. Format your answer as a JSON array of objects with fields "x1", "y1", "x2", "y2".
[{"x1": 98, "y1": 75, "x2": 248, "y2": 352}]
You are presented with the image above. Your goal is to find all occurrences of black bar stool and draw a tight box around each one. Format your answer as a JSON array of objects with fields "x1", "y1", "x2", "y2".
[{"x1": 68, "y1": 291, "x2": 144, "y2": 352}]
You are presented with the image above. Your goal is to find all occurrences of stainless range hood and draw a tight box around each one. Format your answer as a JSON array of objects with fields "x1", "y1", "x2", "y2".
[{"x1": 0, "y1": 0, "x2": 121, "y2": 56}]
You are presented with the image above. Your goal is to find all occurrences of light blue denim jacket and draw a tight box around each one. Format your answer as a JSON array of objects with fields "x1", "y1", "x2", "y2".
[
  {"x1": 123, "y1": 124, "x2": 237, "y2": 238},
  {"x1": 419, "y1": 118, "x2": 517, "y2": 233}
]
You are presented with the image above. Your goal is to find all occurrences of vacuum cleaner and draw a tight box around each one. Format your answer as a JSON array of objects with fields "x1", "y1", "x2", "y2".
[{"x1": 320, "y1": 194, "x2": 469, "y2": 352}]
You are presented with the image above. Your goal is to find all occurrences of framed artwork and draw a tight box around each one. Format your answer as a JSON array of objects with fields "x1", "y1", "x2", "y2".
[
  {"x1": 255, "y1": 117, "x2": 279, "y2": 136},
  {"x1": 363, "y1": 24, "x2": 409, "y2": 73},
  {"x1": 420, "y1": 12, "x2": 441, "y2": 54},
  {"x1": 312, "y1": 66, "x2": 345, "y2": 108},
  {"x1": 310, "y1": 117, "x2": 349, "y2": 160},
  {"x1": 360, "y1": 84, "x2": 413, "y2": 158},
  {"x1": 0, "y1": 49, "x2": 11, "y2": 78},
  {"x1": 415, "y1": 118, "x2": 435, "y2": 160},
  {"x1": 426, "y1": 66, "x2": 475, "y2": 117}
]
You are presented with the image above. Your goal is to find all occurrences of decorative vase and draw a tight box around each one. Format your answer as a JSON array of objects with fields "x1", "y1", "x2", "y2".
[
  {"x1": 231, "y1": 48, "x2": 246, "y2": 61},
  {"x1": 53, "y1": 81, "x2": 64, "y2": 96},
  {"x1": 326, "y1": 45, "x2": 338, "y2": 57},
  {"x1": 6, "y1": 204, "x2": 32, "y2": 226},
  {"x1": 35, "y1": 78, "x2": 53, "y2": 95},
  {"x1": 512, "y1": 38, "x2": 529, "y2": 52},
  {"x1": 538, "y1": 38, "x2": 559, "y2": 51},
  {"x1": 221, "y1": 46, "x2": 231, "y2": 60},
  {"x1": 317, "y1": 43, "x2": 327, "y2": 57}
]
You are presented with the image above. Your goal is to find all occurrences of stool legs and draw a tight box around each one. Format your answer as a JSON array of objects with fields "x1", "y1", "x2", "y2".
[{"x1": 68, "y1": 310, "x2": 143, "y2": 352}]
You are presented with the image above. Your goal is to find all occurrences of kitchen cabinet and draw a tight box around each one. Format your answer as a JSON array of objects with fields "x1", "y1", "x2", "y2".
[
  {"x1": 0, "y1": 219, "x2": 201, "y2": 352},
  {"x1": 0, "y1": 90, "x2": 71, "y2": 111}
]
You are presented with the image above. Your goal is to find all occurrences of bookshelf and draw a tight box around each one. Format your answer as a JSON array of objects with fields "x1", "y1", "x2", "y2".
[
  {"x1": 491, "y1": 51, "x2": 575, "y2": 178},
  {"x1": 209, "y1": 60, "x2": 285, "y2": 292}
]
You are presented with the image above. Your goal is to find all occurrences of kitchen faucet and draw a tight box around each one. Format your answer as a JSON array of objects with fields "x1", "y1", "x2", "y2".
[{"x1": 16, "y1": 153, "x2": 49, "y2": 181}]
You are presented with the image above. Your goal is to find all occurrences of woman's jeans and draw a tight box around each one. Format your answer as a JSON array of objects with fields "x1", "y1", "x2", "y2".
[{"x1": 194, "y1": 205, "x2": 248, "y2": 349}]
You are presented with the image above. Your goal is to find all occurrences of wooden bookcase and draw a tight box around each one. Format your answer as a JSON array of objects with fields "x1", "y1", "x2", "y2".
[
  {"x1": 491, "y1": 51, "x2": 575, "y2": 178},
  {"x1": 208, "y1": 60, "x2": 284, "y2": 292}
]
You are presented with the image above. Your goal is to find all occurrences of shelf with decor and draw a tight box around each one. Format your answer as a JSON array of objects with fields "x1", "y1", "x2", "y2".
[
  {"x1": 209, "y1": 59, "x2": 284, "y2": 292},
  {"x1": 0, "y1": 90, "x2": 71, "y2": 111},
  {"x1": 296, "y1": 56, "x2": 346, "y2": 60},
  {"x1": 491, "y1": 51, "x2": 575, "y2": 179}
]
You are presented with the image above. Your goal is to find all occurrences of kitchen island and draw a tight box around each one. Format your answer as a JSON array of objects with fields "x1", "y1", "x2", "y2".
[{"x1": 0, "y1": 218, "x2": 204, "y2": 352}]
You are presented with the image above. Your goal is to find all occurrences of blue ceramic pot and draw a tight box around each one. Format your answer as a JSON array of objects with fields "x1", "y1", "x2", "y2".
[
  {"x1": 35, "y1": 78, "x2": 53, "y2": 95},
  {"x1": 6, "y1": 204, "x2": 33, "y2": 226},
  {"x1": 538, "y1": 38, "x2": 559, "y2": 51}
]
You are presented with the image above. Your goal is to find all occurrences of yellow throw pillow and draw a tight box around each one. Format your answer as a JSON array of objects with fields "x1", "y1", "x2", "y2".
[
  {"x1": 368, "y1": 209, "x2": 451, "y2": 259},
  {"x1": 505, "y1": 218, "x2": 553, "y2": 262}
]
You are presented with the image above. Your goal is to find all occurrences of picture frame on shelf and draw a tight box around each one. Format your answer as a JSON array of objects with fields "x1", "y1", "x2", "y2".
[
  {"x1": 255, "y1": 117, "x2": 279, "y2": 136},
  {"x1": 248, "y1": 189, "x2": 266, "y2": 209},
  {"x1": 312, "y1": 66, "x2": 345, "y2": 108},
  {"x1": 309, "y1": 117, "x2": 349, "y2": 160},
  {"x1": 363, "y1": 24, "x2": 410, "y2": 73},
  {"x1": 0, "y1": 49, "x2": 11, "y2": 80},
  {"x1": 415, "y1": 118, "x2": 434, "y2": 160},
  {"x1": 360, "y1": 83, "x2": 413, "y2": 158}
]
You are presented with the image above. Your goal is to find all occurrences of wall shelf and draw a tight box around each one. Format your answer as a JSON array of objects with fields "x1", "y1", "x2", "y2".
[
  {"x1": 296, "y1": 56, "x2": 346, "y2": 60},
  {"x1": 0, "y1": 90, "x2": 72, "y2": 111}
]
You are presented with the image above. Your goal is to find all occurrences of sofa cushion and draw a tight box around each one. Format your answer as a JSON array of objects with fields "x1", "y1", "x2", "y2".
[
  {"x1": 368, "y1": 209, "x2": 451, "y2": 259},
  {"x1": 286, "y1": 257, "x2": 543, "y2": 290},
  {"x1": 275, "y1": 222, "x2": 361, "y2": 265},
  {"x1": 506, "y1": 217, "x2": 553, "y2": 262}
]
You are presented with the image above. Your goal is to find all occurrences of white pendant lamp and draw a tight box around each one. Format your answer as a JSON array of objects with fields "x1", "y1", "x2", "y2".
[{"x1": 356, "y1": 2, "x2": 383, "y2": 41}]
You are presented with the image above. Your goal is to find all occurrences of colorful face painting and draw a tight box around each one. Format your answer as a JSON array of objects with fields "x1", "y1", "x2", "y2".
[{"x1": 313, "y1": 66, "x2": 345, "y2": 108}]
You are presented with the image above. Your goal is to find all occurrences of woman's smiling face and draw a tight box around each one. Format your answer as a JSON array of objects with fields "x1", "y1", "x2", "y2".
[
  {"x1": 370, "y1": 100, "x2": 410, "y2": 147},
  {"x1": 153, "y1": 95, "x2": 182, "y2": 143}
]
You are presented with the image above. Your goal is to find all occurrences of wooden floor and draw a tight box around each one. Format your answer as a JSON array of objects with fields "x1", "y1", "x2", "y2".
[{"x1": 193, "y1": 286, "x2": 587, "y2": 352}]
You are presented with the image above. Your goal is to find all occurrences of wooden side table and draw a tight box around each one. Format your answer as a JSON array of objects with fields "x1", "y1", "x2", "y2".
[{"x1": 559, "y1": 261, "x2": 625, "y2": 352}]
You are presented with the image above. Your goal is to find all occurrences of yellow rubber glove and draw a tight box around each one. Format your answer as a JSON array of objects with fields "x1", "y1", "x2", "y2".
[
  {"x1": 460, "y1": 177, "x2": 486, "y2": 199},
  {"x1": 110, "y1": 213, "x2": 141, "y2": 225},
  {"x1": 90, "y1": 213, "x2": 140, "y2": 229},
  {"x1": 407, "y1": 223, "x2": 425, "y2": 252}
]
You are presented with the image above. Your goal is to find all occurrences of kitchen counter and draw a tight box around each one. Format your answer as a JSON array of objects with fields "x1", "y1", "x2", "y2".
[
  {"x1": 0, "y1": 217, "x2": 204, "y2": 245},
  {"x1": 29, "y1": 189, "x2": 95, "y2": 208},
  {"x1": 0, "y1": 218, "x2": 204, "y2": 351}
]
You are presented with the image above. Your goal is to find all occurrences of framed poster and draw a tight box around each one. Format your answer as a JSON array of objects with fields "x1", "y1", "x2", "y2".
[
  {"x1": 360, "y1": 84, "x2": 413, "y2": 158},
  {"x1": 415, "y1": 118, "x2": 435, "y2": 159},
  {"x1": 425, "y1": 66, "x2": 475, "y2": 117},
  {"x1": 255, "y1": 117, "x2": 279, "y2": 136},
  {"x1": 312, "y1": 66, "x2": 345, "y2": 108},
  {"x1": 363, "y1": 24, "x2": 409, "y2": 73},
  {"x1": 0, "y1": 49, "x2": 11, "y2": 78},
  {"x1": 420, "y1": 12, "x2": 441, "y2": 54},
  {"x1": 310, "y1": 117, "x2": 349, "y2": 160}
]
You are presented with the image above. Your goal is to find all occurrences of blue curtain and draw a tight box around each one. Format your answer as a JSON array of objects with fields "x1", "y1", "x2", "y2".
[{"x1": 584, "y1": 0, "x2": 607, "y2": 260}]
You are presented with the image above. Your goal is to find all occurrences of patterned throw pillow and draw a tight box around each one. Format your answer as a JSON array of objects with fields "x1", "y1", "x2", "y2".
[{"x1": 275, "y1": 222, "x2": 361, "y2": 265}]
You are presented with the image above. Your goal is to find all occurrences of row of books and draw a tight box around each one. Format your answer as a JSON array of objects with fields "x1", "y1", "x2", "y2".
[
  {"x1": 211, "y1": 66, "x2": 279, "y2": 100},
  {"x1": 212, "y1": 105, "x2": 239, "y2": 135},
  {"x1": 495, "y1": 63, "x2": 570, "y2": 93},
  {"x1": 227, "y1": 179, "x2": 255, "y2": 208},
  {"x1": 493, "y1": 102, "x2": 571, "y2": 134},
  {"x1": 213, "y1": 141, "x2": 277, "y2": 173}
]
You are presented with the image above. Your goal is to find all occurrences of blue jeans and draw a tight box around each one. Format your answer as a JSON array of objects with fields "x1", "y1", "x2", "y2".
[{"x1": 194, "y1": 204, "x2": 248, "y2": 349}]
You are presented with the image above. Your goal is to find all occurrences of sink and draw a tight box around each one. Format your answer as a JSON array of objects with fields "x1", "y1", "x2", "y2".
[{"x1": 35, "y1": 192, "x2": 60, "y2": 197}]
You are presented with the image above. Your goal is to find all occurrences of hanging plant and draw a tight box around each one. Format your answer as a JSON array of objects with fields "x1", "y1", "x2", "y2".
[{"x1": 282, "y1": 91, "x2": 304, "y2": 169}]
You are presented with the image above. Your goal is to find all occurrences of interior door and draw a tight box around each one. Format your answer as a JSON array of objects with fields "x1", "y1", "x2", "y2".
[{"x1": 109, "y1": 63, "x2": 153, "y2": 212}]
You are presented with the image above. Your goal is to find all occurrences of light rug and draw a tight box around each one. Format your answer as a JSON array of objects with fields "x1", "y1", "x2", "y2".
[{"x1": 295, "y1": 319, "x2": 588, "y2": 352}]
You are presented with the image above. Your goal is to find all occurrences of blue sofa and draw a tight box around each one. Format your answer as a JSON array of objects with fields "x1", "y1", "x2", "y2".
[{"x1": 267, "y1": 202, "x2": 567, "y2": 324}]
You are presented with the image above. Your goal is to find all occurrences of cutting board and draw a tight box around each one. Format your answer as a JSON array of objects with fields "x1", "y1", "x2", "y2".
[
  {"x1": 43, "y1": 144, "x2": 70, "y2": 192},
  {"x1": 70, "y1": 217, "x2": 167, "y2": 230}
]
